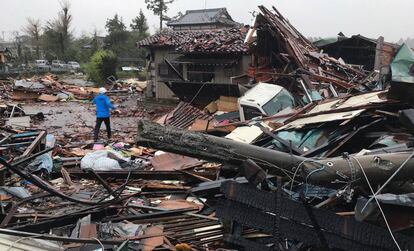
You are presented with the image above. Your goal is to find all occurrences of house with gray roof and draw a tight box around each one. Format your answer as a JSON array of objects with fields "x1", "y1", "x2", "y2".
[{"x1": 167, "y1": 8, "x2": 240, "y2": 31}]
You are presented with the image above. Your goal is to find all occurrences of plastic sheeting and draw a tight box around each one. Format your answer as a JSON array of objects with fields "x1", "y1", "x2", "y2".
[
  {"x1": 391, "y1": 43, "x2": 414, "y2": 83},
  {"x1": 28, "y1": 153, "x2": 53, "y2": 173},
  {"x1": 14, "y1": 80, "x2": 46, "y2": 89},
  {"x1": 80, "y1": 150, "x2": 130, "y2": 171}
]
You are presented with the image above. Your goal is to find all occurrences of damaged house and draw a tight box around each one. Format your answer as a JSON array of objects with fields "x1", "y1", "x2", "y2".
[
  {"x1": 316, "y1": 34, "x2": 398, "y2": 72},
  {"x1": 135, "y1": 6, "x2": 414, "y2": 251},
  {"x1": 3, "y1": 4, "x2": 414, "y2": 251},
  {"x1": 0, "y1": 48, "x2": 10, "y2": 72},
  {"x1": 138, "y1": 8, "x2": 251, "y2": 101}
]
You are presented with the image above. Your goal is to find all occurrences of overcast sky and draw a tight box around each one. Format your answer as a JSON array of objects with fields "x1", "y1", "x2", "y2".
[{"x1": 1, "y1": 0, "x2": 412, "y2": 42}]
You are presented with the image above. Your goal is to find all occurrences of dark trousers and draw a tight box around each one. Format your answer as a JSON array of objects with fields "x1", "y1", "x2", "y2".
[{"x1": 94, "y1": 117, "x2": 111, "y2": 141}]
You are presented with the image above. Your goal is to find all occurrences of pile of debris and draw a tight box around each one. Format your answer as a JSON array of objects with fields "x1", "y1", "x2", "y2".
[
  {"x1": 10, "y1": 74, "x2": 144, "y2": 102},
  {"x1": 2, "y1": 5, "x2": 414, "y2": 251},
  {"x1": 134, "y1": 5, "x2": 414, "y2": 251},
  {"x1": 0, "y1": 118, "x2": 221, "y2": 250}
]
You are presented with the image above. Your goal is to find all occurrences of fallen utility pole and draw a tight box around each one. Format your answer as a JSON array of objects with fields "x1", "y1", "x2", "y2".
[
  {"x1": 137, "y1": 120, "x2": 414, "y2": 186},
  {"x1": 137, "y1": 120, "x2": 305, "y2": 175}
]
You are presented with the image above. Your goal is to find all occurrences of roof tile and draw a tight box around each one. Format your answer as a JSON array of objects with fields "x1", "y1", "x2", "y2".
[{"x1": 137, "y1": 28, "x2": 249, "y2": 54}]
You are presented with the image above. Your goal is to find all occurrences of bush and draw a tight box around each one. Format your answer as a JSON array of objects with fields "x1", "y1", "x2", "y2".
[
  {"x1": 138, "y1": 70, "x2": 147, "y2": 81},
  {"x1": 116, "y1": 71, "x2": 137, "y2": 79},
  {"x1": 86, "y1": 50, "x2": 117, "y2": 85},
  {"x1": 116, "y1": 70, "x2": 147, "y2": 80}
]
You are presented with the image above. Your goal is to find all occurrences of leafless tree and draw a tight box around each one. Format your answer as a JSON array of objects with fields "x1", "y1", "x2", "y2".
[
  {"x1": 45, "y1": 0, "x2": 73, "y2": 58},
  {"x1": 11, "y1": 31, "x2": 23, "y2": 61},
  {"x1": 23, "y1": 18, "x2": 42, "y2": 58}
]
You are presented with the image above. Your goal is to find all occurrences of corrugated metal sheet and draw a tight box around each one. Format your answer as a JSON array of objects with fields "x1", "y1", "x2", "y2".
[
  {"x1": 0, "y1": 234, "x2": 63, "y2": 251},
  {"x1": 278, "y1": 109, "x2": 365, "y2": 130},
  {"x1": 162, "y1": 102, "x2": 212, "y2": 129},
  {"x1": 307, "y1": 91, "x2": 386, "y2": 115}
]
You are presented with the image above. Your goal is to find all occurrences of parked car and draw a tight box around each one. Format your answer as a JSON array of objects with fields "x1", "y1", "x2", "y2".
[
  {"x1": 67, "y1": 61, "x2": 81, "y2": 70},
  {"x1": 121, "y1": 66, "x2": 143, "y2": 72},
  {"x1": 51, "y1": 60, "x2": 67, "y2": 68},
  {"x1": 34, "y1": 60, "x2": 50, "y2": 70}
]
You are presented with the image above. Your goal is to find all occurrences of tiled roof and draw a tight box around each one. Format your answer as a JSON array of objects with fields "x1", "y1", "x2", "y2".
[
  {"x1": 137, "y1": 28, "x2": 249, "y2": 54},
  {"x1": 167, "y1": 8, "x2": 238, "y2": 27}
]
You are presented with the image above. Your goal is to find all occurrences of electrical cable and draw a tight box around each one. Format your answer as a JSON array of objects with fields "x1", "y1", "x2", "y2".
[
  {"x1": 289, "y1": 159, "x2": 325, "y2": 196},
  {"x1": 92, "y1": 237, "x2": 105, "y2": 250},
  {"x1": 361, "y1": 151, "x2": 414, "y2": 213},
  {"x1": 304, "y1": 166, "x2": 326, "y2": 197},
  {"x1": 188, "y1": 82, "x2": 207, "y2": 105},
  {"x1": 350, "y1": 156, "x2": 402, "y2": 251},
  {"x1": 6, "y1": 234, "x2": 43, "y2": 251}
]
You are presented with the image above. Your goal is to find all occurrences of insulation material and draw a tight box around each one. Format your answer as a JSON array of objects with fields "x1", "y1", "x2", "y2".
[{"x1": 226, "y1": 123, "x2": 270, "y2": 144}]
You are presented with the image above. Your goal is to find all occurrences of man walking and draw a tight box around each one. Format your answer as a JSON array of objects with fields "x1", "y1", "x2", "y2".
[{"x1": 93, "y1": 87, "x2": 115, "y2": 142}]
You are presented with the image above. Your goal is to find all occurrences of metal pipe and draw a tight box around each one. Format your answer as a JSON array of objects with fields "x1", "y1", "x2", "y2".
[{"x1": 0, "y1": 228, "x2": 165, "y2": 245}]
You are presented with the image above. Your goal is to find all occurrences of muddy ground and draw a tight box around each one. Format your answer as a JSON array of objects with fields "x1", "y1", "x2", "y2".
[{"x1": 22, "y1": 94, "x2": 174, "y2": 145}]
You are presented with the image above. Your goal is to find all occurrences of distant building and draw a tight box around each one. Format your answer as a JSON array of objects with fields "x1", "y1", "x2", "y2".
[
  {"x1": 0, "y1": 48, "x2": 11, "y2": 72},
  {"x1": 138, "y1": 8, "x2": 250, "y2": 101},
  {"x1": 167, "y1": 8, "x2": 240, "y2": 31},
  {"x1": 0, "y1": 48, "x2": 9, "y2": 64},
  {"x1": 82, "y1": 36, "x2": 106, "y2": 50},
  {"x1": 316, "y1": 35, "x2": 398, "y2": 72}
]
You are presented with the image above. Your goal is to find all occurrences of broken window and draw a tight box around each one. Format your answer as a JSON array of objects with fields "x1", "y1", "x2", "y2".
[
  {"x1": 187, "y1": 65, "x2": 215, "y2": 82},
  {"x1": 262, "y1": 88, "x2": 295, "y2": 115},
  {"x1": 242, "y1": 105, "x2": 263, "y2": 120},
  {"x1": 158, "y1": 63, "x2": 182, "y2": 79}
]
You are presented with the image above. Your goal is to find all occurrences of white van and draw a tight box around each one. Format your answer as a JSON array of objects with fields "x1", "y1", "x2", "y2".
[
  {"x1": 34, "y1": 60, "x2": 50, "y2": 70},
  {"x1": 238, "y1": 83, "x2": 296, "y2": 121}
]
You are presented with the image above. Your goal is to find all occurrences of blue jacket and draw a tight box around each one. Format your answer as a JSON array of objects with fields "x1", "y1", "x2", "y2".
[{"x1": 93, "y1": 94, "x2": 114, "y2": 118}]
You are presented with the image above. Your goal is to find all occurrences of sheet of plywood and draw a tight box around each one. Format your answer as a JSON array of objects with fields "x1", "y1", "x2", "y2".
[
  {"x1": 151, "y1": 152, "x2": 202, "y2": 171},
  {"x1": 140, "y1": 226, "x2": 164, "y2": 251},
  {"x1": 225, "y1": 123, "x2": 270, "y2": 144},
  {"x1": 38, "y1": 94, "x2": 59, "y2": 102},
  {"x1": 278, "y1": 109, "x2": 365, "y2": 130},
  {"x1": 6, "y1": 116, "x2": 31, "y2": 129},
  {"x1": 217, "y1": 96, "x2": 238, "y2": 112}
]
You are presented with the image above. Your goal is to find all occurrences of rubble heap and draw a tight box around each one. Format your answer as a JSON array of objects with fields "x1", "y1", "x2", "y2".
[{"x1": 1, "y1": 5, "x2": 414, "y2": 251}]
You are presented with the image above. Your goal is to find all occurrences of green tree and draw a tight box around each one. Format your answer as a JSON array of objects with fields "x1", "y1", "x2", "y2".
[
  {"x1": 145, "y1": 0, "x2": 174, "y2": 30},
  {"x1": 87, "y1": 49, "x2": 118, "y2": 84},
  {"x1": 105, "y1": 14, "x2": 129, "y2": 55},
  {"x1": 90, "y1": 29, "x2": 102, "y2": 53},
  {"x1": 66, "y1": 34, "x2": 94, "y2": 63},
  {"x1": 130, "y1": 9, "x2": 149, "y2": 36}
]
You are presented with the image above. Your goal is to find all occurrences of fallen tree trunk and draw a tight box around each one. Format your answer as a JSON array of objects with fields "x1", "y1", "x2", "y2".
[
  {"x1": 137, "y1": 120, "x2": 414, "y2": 185},
  {"x1": 137, "y1": 120, "x2": 305, "y2": 175}
]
